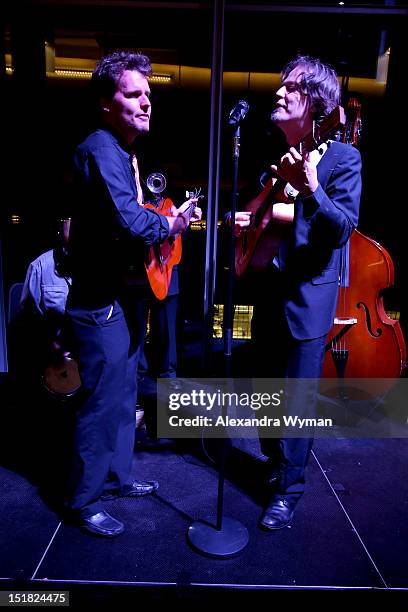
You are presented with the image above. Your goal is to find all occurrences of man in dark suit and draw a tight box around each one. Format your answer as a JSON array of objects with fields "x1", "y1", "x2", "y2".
[{"x1": 233, "y1": 55, "x2": 361, "y2": 529}]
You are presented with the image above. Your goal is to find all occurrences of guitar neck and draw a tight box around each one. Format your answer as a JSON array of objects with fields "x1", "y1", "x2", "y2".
[
  {"x1": 253, "y1": 176, "x2": 286, "y2": 226},
  {"x1": 184, "y1": 201, "x2": 197, "y2": 222}
]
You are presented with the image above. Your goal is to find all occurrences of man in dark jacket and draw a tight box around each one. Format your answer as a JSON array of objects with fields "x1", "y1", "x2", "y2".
[
  {"x1": 233, "y1": 55, "x2": 361, "y2": 530},
  {"x1": 66, "y1": 51, "x2": 200, "y2": 536}
]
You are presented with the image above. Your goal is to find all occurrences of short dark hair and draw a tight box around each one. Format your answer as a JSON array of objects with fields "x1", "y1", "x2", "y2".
[
  {"x1": 282, "y1": 54, "x2": 340, "y2": 119},
  {"x1": 91, "y1": 50, "x2": 152, "y2": 99}
]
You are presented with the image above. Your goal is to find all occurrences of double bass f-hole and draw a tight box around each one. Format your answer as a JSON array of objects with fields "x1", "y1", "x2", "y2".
[{"x1": 356, "y1": 301, "x2": 382, "y2": 338}]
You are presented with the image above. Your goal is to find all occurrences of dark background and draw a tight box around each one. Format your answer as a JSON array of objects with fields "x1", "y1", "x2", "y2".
[{"x1": 1, "y1": 0, "x2": 407, "y2": 336}]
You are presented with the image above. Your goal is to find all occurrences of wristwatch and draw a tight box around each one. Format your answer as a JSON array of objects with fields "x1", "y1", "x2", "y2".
[{"x1": 284, "y1": 183, "x2": 298, "y2": 202}]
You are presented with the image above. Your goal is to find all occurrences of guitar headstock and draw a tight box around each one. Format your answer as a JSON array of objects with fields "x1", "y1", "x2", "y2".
[
  {"x1": 316, "y1": 106, "x2": 346, "y2": 144},
  {"x1": 185, "y1": 187, "x2": 205, "y2": 201},
  {"x1": 302, "y1": 106, "x2": 346, "y2": 152}
]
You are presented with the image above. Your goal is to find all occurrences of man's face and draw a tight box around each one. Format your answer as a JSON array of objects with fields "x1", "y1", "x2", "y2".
[
  {"x1": 103, "y1": 70, "x2": 151, "y2": 143},
  {"x1": 271, "y1": 66, "x2": 313, "y2": 141}
]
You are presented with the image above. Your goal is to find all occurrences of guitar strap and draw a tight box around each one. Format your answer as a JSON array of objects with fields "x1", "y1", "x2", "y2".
[
  {"x1": 121, "y1": 154, "x2": 150, "y2": 287},
  {"x1": 130, "y1": 153, "x2": 144, "y2": 206}
]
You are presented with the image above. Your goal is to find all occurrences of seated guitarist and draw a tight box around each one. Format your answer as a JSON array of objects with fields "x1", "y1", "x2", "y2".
[
  {"x1": 8, "y1": 218, "x2": 72, "y2": 394},
  {"x1": 232, "y1": 55, "x2": 362, "y2": 530}
]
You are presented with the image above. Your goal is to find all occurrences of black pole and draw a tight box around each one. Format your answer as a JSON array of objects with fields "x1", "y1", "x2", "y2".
[
  {"x1": 187, "y1": 0, "x2": 249, "y2": 558},
  {"x1": 187, "y1": 118, "x2": 249, "y2": 547},
  {"x1": 214, "y1": 120, "x2": 242, "y2": 529},
  {"x1": 202, "y1": 0, "x2": 224, "y2": 372},
  {"x1": 223, "y1": 123, "x2": 240, "y2": 377},
  {"x1": 0, "y1": 238, "x2": 8, "y2": 374}
]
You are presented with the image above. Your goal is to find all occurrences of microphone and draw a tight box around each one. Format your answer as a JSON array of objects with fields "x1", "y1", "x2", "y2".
[{"x1": 228, "y1": 99, "x2": 249, "y2": 126}]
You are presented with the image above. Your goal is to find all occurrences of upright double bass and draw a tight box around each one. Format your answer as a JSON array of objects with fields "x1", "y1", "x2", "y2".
[{"x1": 322, "y1": 98, "x2": 406, "y2": 387}]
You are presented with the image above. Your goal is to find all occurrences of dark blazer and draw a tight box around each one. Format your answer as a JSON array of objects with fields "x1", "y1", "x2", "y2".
[{"x1": 280, "y1": 141, "x2": 361, "y2": 340}]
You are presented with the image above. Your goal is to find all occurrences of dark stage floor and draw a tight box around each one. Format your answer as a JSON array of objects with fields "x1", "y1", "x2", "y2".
[
  {"x1": 1, "y1": 417, "x2": 408, "y2": 603},
  {"x1": 1, "y1": 332, "x2": 408, "y2": 604}
]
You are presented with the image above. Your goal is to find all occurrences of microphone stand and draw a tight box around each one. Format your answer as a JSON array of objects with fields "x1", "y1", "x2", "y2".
[
  {"x1": 187, "y1": 119, "x2": 249, "y2": 558},
  {"x1": 224, "y1": 123, "x2": 240, "y2": 375}
]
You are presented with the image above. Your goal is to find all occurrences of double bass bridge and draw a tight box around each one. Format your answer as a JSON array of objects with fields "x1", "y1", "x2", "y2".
[
  {"x1": 326, "y1": 318, "x2": 358, "y2": 380},
  {"x1": 325, "y1": 317, "x2": 357, "y2": 351},
  {"x1": 333, "y1": 317, "x2": 357, "y2": 326}
]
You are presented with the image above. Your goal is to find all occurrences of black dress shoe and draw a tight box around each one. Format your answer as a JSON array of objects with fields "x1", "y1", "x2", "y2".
[
  {"x1": 259, "y1": 496, "x2": 298, "y2": 530},
  {"x1": 101, "y1": 479, "x2": 159, "y2": 500},
  {"x1": 80, "y1": 511, "x2": 124, "y2": 537}
]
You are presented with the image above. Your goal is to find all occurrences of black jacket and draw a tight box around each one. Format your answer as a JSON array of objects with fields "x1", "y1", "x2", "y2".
[
  {"x1": 68, "y1": 128, "x2": 169, "y2": 306},
  {"x1": 281, "y1": 141, "x2": 362, "y2": 339}
]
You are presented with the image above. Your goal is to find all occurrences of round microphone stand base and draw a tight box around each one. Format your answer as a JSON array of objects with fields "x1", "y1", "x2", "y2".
[{"x1": 187, "y1": 517, "x2": 249, "y2": 558}]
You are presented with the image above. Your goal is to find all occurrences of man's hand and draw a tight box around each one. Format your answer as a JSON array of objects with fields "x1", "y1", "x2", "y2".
[
  {"x1": 174, "y1": 200, "x2": 202, "y2": 222},
  {"x1": 191, "y1": 206, "x2": 202, "y2": 222},
  {"x1": 167, "y1": 197, "x2": 199, "y2": 236},
  {"x1": 227, "y1": 211, "x2": 252, "y2": 237},
  {"x1": 271, "y1": 147, "x2": 319, "y2": 197}
]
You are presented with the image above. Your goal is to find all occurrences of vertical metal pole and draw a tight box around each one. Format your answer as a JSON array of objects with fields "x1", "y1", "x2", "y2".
[
  {"x1": 0, "y1": 17, "x2": 8, "y2": 373},
  {"x1": 0, "y1": 239, "x2": 8, "y2": 373},
  {"x1": 223, "y1": 123, "x2": 240, "y2": 377},
  {"x1": 202, "y1": 0, "x2": 225, "y2": 371},
  {"x1": 188, "y1": 0, "x2": 249, "y2": 559}
]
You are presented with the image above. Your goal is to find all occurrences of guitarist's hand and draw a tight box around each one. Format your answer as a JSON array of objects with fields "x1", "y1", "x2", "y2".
[
  {"x1": 271, "y1": 147, "x2": 319, "y2": 197},
  {"x1": 191, "y1": 206, "x2": 202, "y2": 222},
  {"x1": 167, "y1": 197, "x2": 198, "y2": 236},
  {"x1": 229, "y1": 211, "x2": 252, "y2": 237},
  {"x1": 175, "y1": 200, "x2": 203, "y2": 222},
  {"x1": 167, "y1": 215, "x2": 188, "y2": 236}
]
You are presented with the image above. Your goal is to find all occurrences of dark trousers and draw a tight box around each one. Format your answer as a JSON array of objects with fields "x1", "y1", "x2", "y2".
[
  {"x1": 66, "y1": 290, "x2": 146, "y2": 519},
  {"x1": 252, "y1": 299, "x2": 326, "y2": 498},
  {"x1": 138, "y1": 294, "x2": 178, "y2": 380}
]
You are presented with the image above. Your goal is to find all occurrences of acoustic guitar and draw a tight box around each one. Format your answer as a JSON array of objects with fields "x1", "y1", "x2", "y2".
[
  {"x1": 42, "y1": 354, "x2": 81, "y2": 400},
  {"x1": 144, "y1": 190, "x2": 200, "y2": 300},
  {"x1": 235, "y1": 106, "x2": 346, "y2": 277}
]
